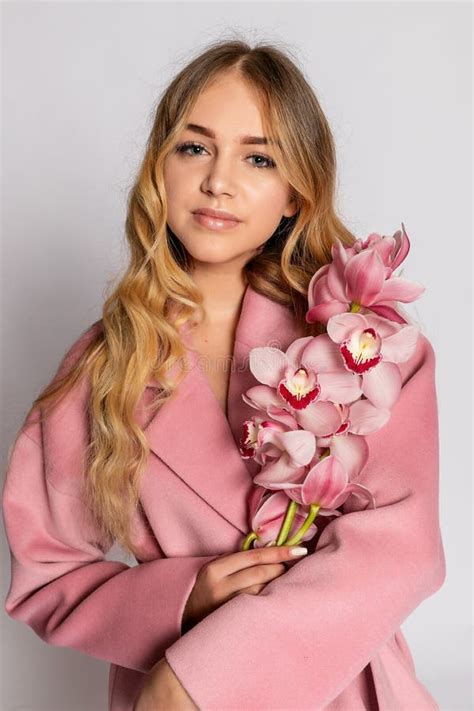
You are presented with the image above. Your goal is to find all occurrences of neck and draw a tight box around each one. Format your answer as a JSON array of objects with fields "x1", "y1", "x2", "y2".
[{"x1": 191, "y1": 265, "x2": 249, "y2": 325}]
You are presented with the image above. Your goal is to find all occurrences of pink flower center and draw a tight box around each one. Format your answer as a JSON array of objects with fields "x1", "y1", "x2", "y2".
[
  {"x1": 340, "y1": 327, "x2": 382, "y2": 374},
  {"x1": 239, "y1": 420, "x2": 258, "y2": 458},
  {"x1": 277, "y1": 366, "x2": 321, "y2": 410}
]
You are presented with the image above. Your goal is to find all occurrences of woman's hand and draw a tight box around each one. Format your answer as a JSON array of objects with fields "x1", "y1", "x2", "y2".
[
  {"x1": 182, "y1": 544, "x2": 307, "y2": 630},
  {"x1": 135, "y1": 546, "x2": 307, "y2": 710},
  {"x1": 134, "y1": 657, "x2": 198, "y2": 711}
]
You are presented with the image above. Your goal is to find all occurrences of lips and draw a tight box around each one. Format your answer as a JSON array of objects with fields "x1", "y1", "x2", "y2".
[
  {"x1": 193, "y1": 208, "x2": 241, "y2": 222},
  {"x1": 192, "y1": 213, "x2": 241, "y2": 231}
]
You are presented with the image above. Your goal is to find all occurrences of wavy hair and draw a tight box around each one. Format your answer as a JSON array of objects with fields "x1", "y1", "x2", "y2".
[{"x1": 20, "y1": 37, "x2": 357, "y2": 560}]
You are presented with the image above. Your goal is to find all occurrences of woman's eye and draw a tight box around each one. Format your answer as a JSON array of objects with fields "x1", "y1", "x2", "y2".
[
  {"x1": 248, "y1": 154, "x2": 276, "y2": 169},
  {"x1": 176, "y1": 141, "x2": 208, "y2": 157},
  {"x1": 175, "y1": 141, "x2": 276, "y2": 169}
]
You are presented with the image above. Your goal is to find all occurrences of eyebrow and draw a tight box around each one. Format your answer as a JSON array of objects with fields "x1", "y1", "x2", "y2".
[{"x1": 184, "y1": 123, "x2": 272, "y2": 146}]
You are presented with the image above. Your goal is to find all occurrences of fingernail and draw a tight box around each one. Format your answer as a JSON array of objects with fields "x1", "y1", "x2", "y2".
[{"x1": 289, "y1": 547, "x2": 308, "y2": 556}]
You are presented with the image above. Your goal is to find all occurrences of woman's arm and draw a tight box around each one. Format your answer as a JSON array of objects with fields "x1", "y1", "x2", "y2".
[{"x1": 2, "y1": 427, "x2": 220, "y2": 673}]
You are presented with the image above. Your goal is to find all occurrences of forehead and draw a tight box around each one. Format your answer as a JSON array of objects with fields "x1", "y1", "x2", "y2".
[{"x1": 184, "y1": 74, "x2": 272, "y2": 144}]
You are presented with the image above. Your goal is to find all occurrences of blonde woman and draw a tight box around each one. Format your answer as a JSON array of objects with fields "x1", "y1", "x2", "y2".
[{"x1": 3, "y1": 39, "x2": 445, "y2": 711}]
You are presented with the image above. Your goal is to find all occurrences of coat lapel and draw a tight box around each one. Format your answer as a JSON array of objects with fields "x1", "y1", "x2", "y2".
[{"x1": 142, "y1": 283, "x2": 304, "y2": 535}]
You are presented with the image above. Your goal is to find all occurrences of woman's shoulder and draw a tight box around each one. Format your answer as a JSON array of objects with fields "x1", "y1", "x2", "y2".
[
  {"x1": 15, "y1": 319, "x2": 106, "y2": 497},
  {"x1": 53, "y1": 318, "x2": 104, "y2": 381},
  {"x1": 21, "y1": 319, "x2": 104, "y2": 440}
]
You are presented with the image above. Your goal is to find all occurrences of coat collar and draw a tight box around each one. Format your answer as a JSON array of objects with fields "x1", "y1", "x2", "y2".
[{"x1": 142, "y1": 282, "x2": 304, "y2": 535}]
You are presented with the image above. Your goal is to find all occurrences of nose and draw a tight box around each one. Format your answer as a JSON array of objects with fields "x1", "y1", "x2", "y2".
[{"x1": 200, "y1": 151, "x2": 237, "y2": 197}]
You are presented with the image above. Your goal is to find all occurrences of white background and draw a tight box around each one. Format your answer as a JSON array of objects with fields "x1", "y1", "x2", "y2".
[{"x1": 1, "y1": 1, "x2": 472, "y2": 710}]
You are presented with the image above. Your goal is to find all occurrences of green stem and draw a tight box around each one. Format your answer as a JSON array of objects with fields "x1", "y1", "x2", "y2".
[
  {"x1": 284, "y1": 503, "x2": 321, "y2": 546},
  {"x1": 242, "y1": 532, "x2": 258, "y2": 550},
  {"x1": 275, "y1": 499, "x2": 299, "y2": 546}
]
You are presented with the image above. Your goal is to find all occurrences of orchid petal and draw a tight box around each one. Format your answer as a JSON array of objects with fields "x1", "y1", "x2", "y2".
[
  {"x1": 371, "y1": 236, "x2": 396, "y2": 266},
  {"x1": 344, "y1": 481, "x2": 377, "y2": 510},
  {"x1": 306, "y1": 300, "x2": 349, "y2": 325},
  {"x1": 345, "y1": 249, "x2": 385, "y2": 305},
  {"x1": 274, "y1": 429, "x2": 317, "y2": 466},
  {"x1": 390, "y1": 223, "x2": 411, "y2": 271},
  {"x1": 378, "y1": 277, "x2": 425, "y2": 303},
  {"x1": 301, "y1": 455, "x2": 348, "y2": 507},
  {"x1": 300, "y1": 333, "x2": 346, "y2": 373},
  {"x1": 326, "y1": 312, "x2": 368, "y2": 344},
  {"x1": 362, "y1": 361, "x2": 402, "y2": 409},
  {"x1": 361, "y1": 313, "x2": 400, "y2": 339},
  {"x1": 253, "y1": 456, "x2": 307, "y2": 488},
  {"x1": 367, "y1": 302, "x2": 407, "y2": 324},
  {"x1": 252, "y1": 490, "x2": 290, "y2": 530},
  {"x1": 266, "y1": 406, "x2": 299, "y2": 430},
  {"x1": 327, "y1": 242, "x2": 349, "y2": 301},
  {"x1": 348, "y1": 399, "x2": 391, "y2": 434},
  {"x1": 242, "y1": 385, "x2": 284, "y2": 412},
  {"x1": 380, "y1": 325, "x2": 420, "y2": 363},
  {"x1": 249, "y1": 347, "x2": 289, "y2": 387},
  {"x1": 330, "y1": 433, "x2": 369, "y2": 480},
  {"x1": 318, "y1": 371, "x2": 362, "y2": 403},
  {"x1": 307, "y1": 264, "x2": 330, "y2": 309},
  {"x1": 285, "y1": 336, "x2": 315, "y2": 369},
  {"x1": 295, "y1": 400, "x2": 343, "y2": 437}
]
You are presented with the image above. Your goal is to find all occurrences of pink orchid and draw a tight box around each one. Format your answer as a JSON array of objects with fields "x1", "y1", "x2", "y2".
[
  {"x1": 241, "y1": 418, "x2": 316, "y2": 483},
  {"x1": 313, "y1": 400, "x2": 390, "y2": 479},
  {"x1": 249, "y1": 490, "x2": 318, "y2": 548},
  {"x1": 326, "y1": 311, "x2": 420, "y2": 409},
  {"x1": 350, "y1": 224, "x2": 411, "y2": 276},
  {"x1": 306, "y1": 223, "x2": 425, "y2": 326},
  {"x1": 239, "y1": 415, "x2": 283, "y2": 460},
  {"x1": 285, "y1": 454, "x2": 376, "y2": 513},
  {"x1": 247, "y1": 334, "x2": 362, "y2": 417},
  {"x1": 242, "y1": 384, "x2": 343, "y2": 438}
]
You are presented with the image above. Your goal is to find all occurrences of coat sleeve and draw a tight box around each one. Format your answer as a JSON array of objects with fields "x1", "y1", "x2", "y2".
[
  {"x1": 164, "y1": 333, "x2": 446, "y2": 710},
  {"x1": 2, "y1": 427, "x2": 219, "y2": 673},
  {"x1": 2, "y1": 323, "x2": 220, "y2": 673}
]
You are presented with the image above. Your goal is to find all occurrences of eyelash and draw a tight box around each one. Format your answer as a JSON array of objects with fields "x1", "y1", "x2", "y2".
[{"x1": 175, "y1": 141, "x2": 276, "y2": 169}]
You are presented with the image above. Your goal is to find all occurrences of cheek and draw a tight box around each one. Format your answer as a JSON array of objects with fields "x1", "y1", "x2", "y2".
[
  {"x1": 163, "y1": 172, "x2": 189, "y2": 229},
  {"x1": 247, "y1": 177, "x2": 289, "y2": 211},
  {"x1": 246, "y1": 181, "x2": 289, "y2": 231}
]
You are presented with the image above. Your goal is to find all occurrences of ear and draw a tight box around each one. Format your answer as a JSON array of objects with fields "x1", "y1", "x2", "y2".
[{"x1": 283, "y1": 196, "x2": 299, "y2": 218}]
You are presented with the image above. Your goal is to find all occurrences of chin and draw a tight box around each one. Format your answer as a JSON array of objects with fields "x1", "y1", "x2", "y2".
[{"x1": 185, "y1": 244, "x2": 243, "y2": 264}]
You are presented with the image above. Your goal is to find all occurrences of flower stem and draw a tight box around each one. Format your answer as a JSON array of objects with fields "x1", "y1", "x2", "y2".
[
  {"x1": 284, "y1": 503, "x2": 321, "y2": 546},
  {"x1": 275, "y1": 499, "x2": 299, "y2": 546},
  {"x1": 242, "y1": 532, "x2": 258, "y2": 550}
]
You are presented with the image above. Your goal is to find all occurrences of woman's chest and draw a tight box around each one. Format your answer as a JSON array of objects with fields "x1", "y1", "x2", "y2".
[{"x1": 190, "y1": 322, "x2": 236, "y2": 416}]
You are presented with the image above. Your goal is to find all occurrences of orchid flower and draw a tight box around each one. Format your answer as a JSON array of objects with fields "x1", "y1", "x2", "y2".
[
  {"x1": 326, "y1": 312, "x2": 419, "y2": 409},
  {"x1": 278, "y1": 454, "x2": 377, "y2": 546},
  {"x1": 306, "y1": 223, "x2": 425, "y2": 326},
  {"x1": 239, "y1": 224, "x2": 423, "y2": 552},
  {"x1": 287, "y1": 454, "x2": 375, "y2": 510},
  {"x1": 239, "y1": 416, "x2": 316, "y2": 486},
  {"x1": 250, "y1": 454, "x2": 376, "y2": 549},
  {"x1": 314, "y1": 400, "x2": 390, "y2": 479},
  {"x1": 247, "y1": 334, "x2": 362, "y2": 429}
]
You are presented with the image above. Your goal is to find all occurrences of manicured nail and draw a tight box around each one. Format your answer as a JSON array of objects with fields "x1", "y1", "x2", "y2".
[{"x1": 289, "y1": 547, "x2": 308, "y2": 556}]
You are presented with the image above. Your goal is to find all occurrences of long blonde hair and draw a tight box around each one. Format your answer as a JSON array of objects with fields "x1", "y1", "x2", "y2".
[{"x1": 19, "y1": 38, "x2": 357, "y2": 559}]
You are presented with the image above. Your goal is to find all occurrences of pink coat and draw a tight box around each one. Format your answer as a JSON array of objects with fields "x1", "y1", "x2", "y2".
[{"x1": 2, "y1": 282, "x2": 446, "y2": 710}]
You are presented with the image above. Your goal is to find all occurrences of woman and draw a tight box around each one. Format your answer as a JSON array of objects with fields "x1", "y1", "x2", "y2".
[{"x1": 2, "y1": 40, "x2": 445, "y2": 710}]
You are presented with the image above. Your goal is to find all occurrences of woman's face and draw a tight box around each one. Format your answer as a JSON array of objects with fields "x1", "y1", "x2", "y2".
[{"x1": 163, "y1": 70, "x2": 297, "y2": 269}]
